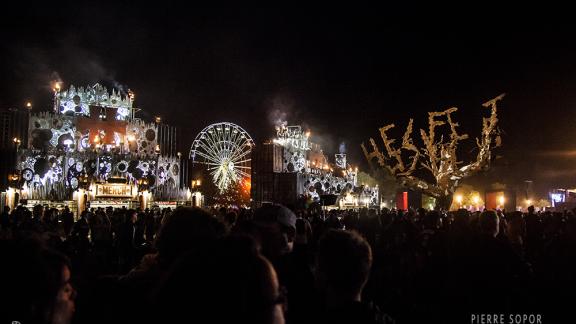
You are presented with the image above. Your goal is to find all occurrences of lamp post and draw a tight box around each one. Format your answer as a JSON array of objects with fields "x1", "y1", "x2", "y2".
[
  {"x1": 137, "y1": 178, "x2": 149, "y2": 211},
  {"x1": 13, "y1": 137, "x2": 21, "y2": 172},
  {"x1": 26, "y1": 101, "x2": 32, "y2": 119},
  {"x1": 75, "y1": 172, "x2": 89, "y2": 216},
  {"x1": 53, "y1": 82, "x2": 61, "y2": 114},
  {"x1": 177, "y1": 152, "x2": 182, "y2": 189},
  {"x1": 93, "y1": 135, "x2": 102, "y2": 179},
  {"x1": 63, "y1": 139, "x2": 73, "y2": 190},
  {"x1": 155, "y1": 144, "x2": 161, "y2": 190}
]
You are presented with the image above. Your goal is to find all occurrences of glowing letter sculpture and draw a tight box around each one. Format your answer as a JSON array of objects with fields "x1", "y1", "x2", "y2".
[{"x1": 361, "y1": 94, "x2": 504, "y2": 209}]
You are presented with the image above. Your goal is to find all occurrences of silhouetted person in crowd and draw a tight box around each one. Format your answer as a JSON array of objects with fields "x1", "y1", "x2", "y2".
[
  {"x1": 326, "y1": 211, "x2": 343, "y2": 230},
  {"x1": 313, "y1": 229, "x2": 393, "y2": 324},
  {"x1": 248, "y1": 204, "x2": 316, "y2": 324},
  {"x1": 1, "y1": 206, "x2": 10, "y2": 234},
  {"x1": 524, "y1": 205, "x2": 543, "y2": 262},
  {"x1": 117, "y1": 210, "x2": 145, "y2": 274},
  {"x1": 62, "y1": 206, "x2": 74, "y2": 237},
  {"x1": 295, "y1": 217, "x2": 313, "y2": 246},
  {"x1": 89, "y1": 209, "x2": 113, "y2": 274},
  {"x1": 252, "y1": 204, "x2": 297, "y2": 262},
  {"x1": 144, "y1": 209, "x2": 156, "y2": 242},
  {"x1": 224, "y1": 210, "x2": 238, "y2": 231},
  {"x1": 460, "y1": 211, "x2": 531, "y2": 316},
  {"x1": 0, "y1": 238, "x2": 76, "y2": 324},
  {"x1": 152, "y1": 235, "x2": 285, "y2": 324},
  {"x1": 506, "y1": 211, "x2": 526, "y2": 258},
  {"x1": 151, "y1": 207, "x2": 226, "y2": 270},
  {"x1": 70, "y1": 210, "x2": 90, "y2": 261},
  {"x1": 106, "y1": 208, "x2": 227, "y2": 324},
  {"x1": 342, "y1": 211, "x2": 358, "y2": 231}
]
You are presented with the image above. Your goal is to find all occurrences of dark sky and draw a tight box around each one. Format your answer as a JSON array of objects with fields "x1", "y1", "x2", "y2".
[{"x1": 2, "y1": 4, "x2": 576, "y2": 194}]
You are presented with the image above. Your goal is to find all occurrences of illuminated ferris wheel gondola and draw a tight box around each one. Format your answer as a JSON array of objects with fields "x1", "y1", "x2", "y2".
[{"x1": 189, "y1": 122, "x2": 254, "y2": 192}]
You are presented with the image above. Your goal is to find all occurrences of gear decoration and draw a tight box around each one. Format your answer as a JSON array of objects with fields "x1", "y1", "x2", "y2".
[
  {"x1": 126, "y1": 120, "x2": 158, "y2": 155},
  {"x1": 98, "y1": 155, "x2": 113, "y2": 177},
  {"x1": 283, "y1": 151, "x2": 306, "y2": 173},
  {"x1": 21, "y1": 168, "x2": 34, "y2": 182},
  {"x1": 79, "y1": 134, "x2": 91, "y2": 151},
  {"x1": 116, "y1": 160, "x2": 129, "y2": 173}
]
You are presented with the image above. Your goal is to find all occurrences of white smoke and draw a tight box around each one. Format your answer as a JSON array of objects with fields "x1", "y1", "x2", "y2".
[
  {"x1": 267, "y1": 93, "x2": 294, "y2": 128},
  {"x1": 339, "y1": 141, "x2": 346, "y2": 154}
]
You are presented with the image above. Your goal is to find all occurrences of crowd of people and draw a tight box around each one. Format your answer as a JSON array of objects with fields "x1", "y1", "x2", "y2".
[{"x1": 1, "y1": 203, "x2": 575, "y2": 323}]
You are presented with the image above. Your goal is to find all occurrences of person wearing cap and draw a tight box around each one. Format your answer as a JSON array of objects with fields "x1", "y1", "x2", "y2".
[
  {"x1": 250, "y1": 204, "x2": 316, "y2": 324},
  {"x1": 252, "y1": 204, "x2": 297, "y2": 260}
]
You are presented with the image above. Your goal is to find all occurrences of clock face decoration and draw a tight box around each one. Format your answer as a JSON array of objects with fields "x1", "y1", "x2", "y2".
[
  {"x1": 69, "y1": 177, "x2": 79, "y2": 190},
  {"x1": 22, "y1": 168, "x2": 34, "y2": 181}
]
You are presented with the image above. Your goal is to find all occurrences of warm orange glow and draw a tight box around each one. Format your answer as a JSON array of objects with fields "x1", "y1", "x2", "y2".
[
  {"x1": 25, "y1": 102, "x2": 32, "y2": 108},
  {"x1": 127, "y1": 134, "x2": 136, "y2": 142},
  {"x1": 455, "y1": 194, "x2": 463, "y2": 204}
]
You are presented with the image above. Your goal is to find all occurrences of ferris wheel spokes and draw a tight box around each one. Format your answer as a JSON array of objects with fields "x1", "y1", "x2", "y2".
[{"x1": 189, "y1": 122, "x2": 254, "y2": 193}]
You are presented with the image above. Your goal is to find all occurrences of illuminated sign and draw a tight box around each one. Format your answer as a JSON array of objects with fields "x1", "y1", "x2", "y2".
[{"x1": 95, "y1": 184, "x2": 133, "y2": 198}]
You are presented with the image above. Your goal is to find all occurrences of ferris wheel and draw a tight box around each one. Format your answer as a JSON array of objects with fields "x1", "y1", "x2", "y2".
[{"x1": 190, "y1": 122, "x2": 254, "y2": 192}]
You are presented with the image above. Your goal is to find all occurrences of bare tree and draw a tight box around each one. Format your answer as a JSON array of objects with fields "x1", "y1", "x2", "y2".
[{"x1": 361, "y1": 94, "x2": 504, "y2": 209}]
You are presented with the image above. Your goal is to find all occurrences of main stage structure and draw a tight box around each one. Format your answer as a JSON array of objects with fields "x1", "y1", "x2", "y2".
[{"x1": 3, "y1": 83, "x2": 196, "y2": 215}]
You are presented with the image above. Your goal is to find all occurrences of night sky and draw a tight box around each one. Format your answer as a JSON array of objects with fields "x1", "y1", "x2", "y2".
[{"x1": 2, "y1": 5, "x2": 576, "y2": 195}]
